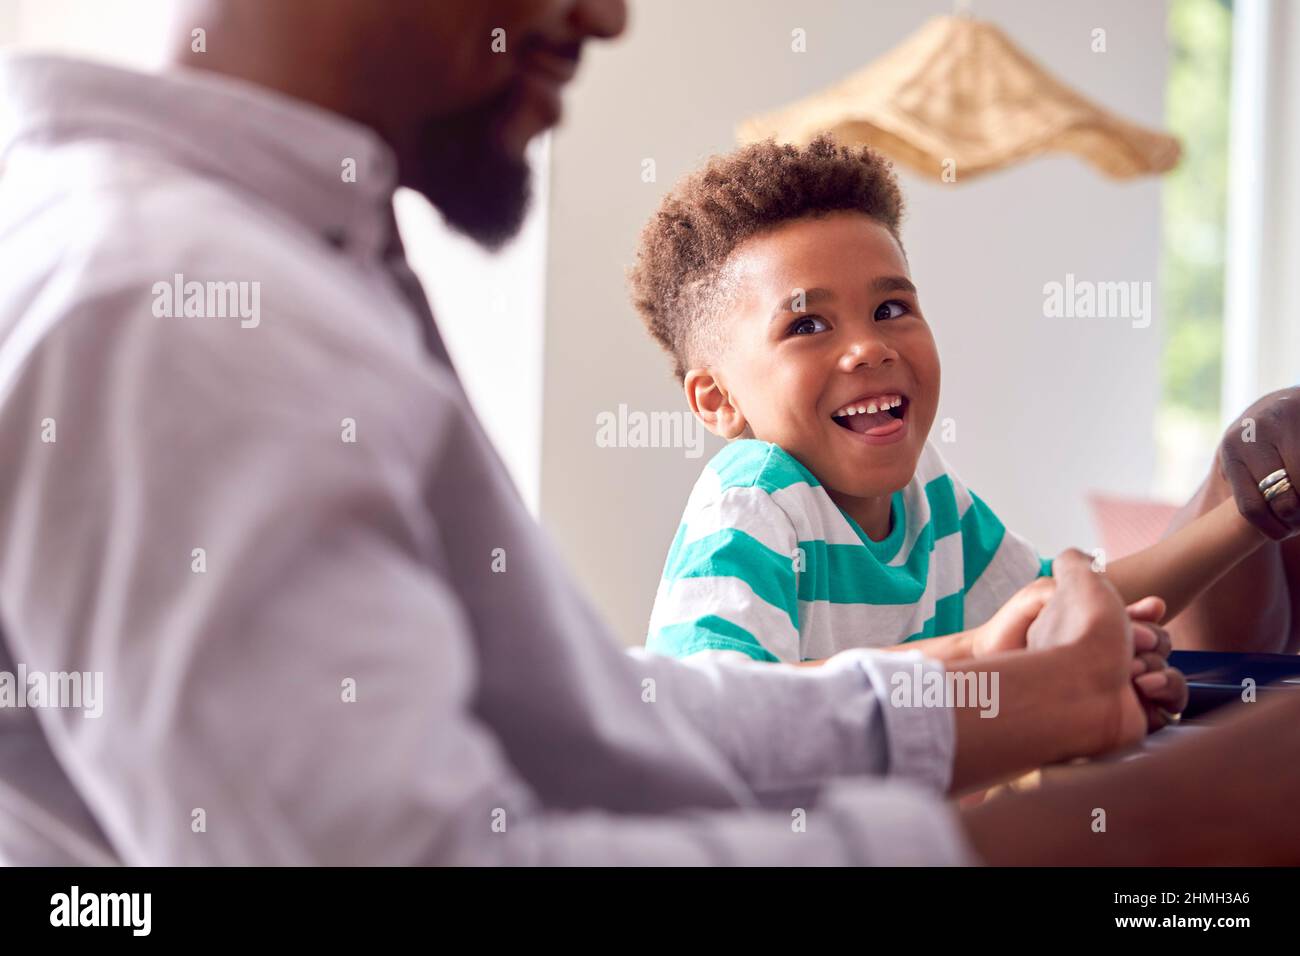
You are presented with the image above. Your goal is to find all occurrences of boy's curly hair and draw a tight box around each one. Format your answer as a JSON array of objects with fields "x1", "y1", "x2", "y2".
[{"x1": 628, "y1": 135, "x2": 905, "y2": 382}]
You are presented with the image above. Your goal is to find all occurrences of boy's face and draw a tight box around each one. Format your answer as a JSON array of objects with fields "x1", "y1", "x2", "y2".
[{"x1": 694, "y1": 212, "x2": 940, "y2": 500}]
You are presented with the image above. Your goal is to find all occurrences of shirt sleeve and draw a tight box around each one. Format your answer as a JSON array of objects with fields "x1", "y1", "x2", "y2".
[
  {"x1": 631, "y1": 647, "x2": 957, "y2": 797},
  {"x1": 958, "y1": 485, "x2": 1049, "y2": 628},
  {"x1": 646, "y1": 485, "x2": 803, "y2": 662},
  {"x1": 0, "y1": 293, "x2": 971, "y2": 866}
]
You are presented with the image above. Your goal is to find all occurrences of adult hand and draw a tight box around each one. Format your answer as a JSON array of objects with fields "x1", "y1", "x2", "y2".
[
  {"x1": 1026, "y1": 551, "x2": 1184, "y2": 753},
  {"x1": 1219, "y1": 387, "x2": 1300, "y2": 540}
]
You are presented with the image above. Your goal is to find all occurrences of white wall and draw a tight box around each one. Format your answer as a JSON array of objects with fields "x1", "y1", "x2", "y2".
[
  {"x1": 542, "y1": 0, "x2": 1169, "y2": 645},
  {"x1": 396, "y1": 163, "x2": 549, "y2": 515}
]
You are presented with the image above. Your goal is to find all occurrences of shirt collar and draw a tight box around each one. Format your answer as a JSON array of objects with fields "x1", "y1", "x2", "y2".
[{"x1": 0, "y1": 53, "x2": 400, "y2": 260}]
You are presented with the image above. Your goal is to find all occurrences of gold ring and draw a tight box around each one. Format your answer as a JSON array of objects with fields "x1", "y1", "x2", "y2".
[{"x1": 1263, "y1": 477, "x2": 1293, "y2": 502}]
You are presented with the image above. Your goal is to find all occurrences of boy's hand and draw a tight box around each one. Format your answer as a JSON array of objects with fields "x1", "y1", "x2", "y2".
[
  {"x1": 1219, "y1": 387, "x2": 1300, "y2": 540},
  {"x1": 970, "y1": 577, "x2": 1185, "y2": 684},
  {"x1": 970, "y1": 577, "x2": 1056, "y2": 656},
  {"x1": 1124, "y1": 595, "x2": 1188, "y2": 732}
]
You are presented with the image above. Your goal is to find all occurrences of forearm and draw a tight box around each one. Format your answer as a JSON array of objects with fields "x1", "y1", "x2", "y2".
[
  {"x1": 877, "y1": 630, "x2": 974, "y2": 662},
  {"x1": 1105, "y1": 497, "x2": 1266, "y2": 622},
  {"x1": 1284, "y1": 539, "x2": 1300, "y2": 650},
  {"x1": 963, "y1": 695, "x2": 1300, "y2": 865},
  {"x1": 962, "y1": 753, "x2": 1201, "y2": 866},
  {"x1": 947, "y1": 644, "x2": 1113, "y2": 794},
  {"x1": 1163, "y1": 470, "x2": 1293, "y2": 652},
  {"x1": 800, "y1": 631, "x2": 976, "y2": 666}
]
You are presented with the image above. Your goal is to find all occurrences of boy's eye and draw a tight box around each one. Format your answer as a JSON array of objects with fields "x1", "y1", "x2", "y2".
[
  {"x1": 787, "y1": 315, "x2": 828, "y2": 336},
  {"x1": 874, "y1": 300, "x2": 909, "y2": 321}
]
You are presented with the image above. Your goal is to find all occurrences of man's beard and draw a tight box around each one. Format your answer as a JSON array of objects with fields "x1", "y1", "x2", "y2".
[{"x1": 411, "y1": 87, "x2": 533, "y2": 251}]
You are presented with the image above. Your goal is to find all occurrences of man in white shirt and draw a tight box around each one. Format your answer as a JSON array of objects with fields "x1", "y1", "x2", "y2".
[{"x1": 0, "y1": 0, "x2": 1296, "y2": 866}]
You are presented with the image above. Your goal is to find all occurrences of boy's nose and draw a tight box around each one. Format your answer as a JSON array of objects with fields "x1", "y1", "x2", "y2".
[{"x1": 838, "y1": 335, "x2": 899, "y2": 371}]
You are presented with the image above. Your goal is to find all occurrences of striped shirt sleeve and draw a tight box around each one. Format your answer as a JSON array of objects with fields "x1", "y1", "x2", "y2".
[
  {"x1": 646, "y1": 483, "x2": 802, "y2": 663},
  {"x1": 958, "y1": 488, "x2": 1050, "y2": 628}
]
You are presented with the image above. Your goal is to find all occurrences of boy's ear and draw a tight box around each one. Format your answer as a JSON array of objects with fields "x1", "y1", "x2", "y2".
[{"x1": 684, "y1": 368, "x2": 747, "y2": 439}]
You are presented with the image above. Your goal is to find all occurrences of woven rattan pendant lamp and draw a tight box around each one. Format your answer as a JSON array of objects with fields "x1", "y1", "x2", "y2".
[{"x1": 738, "y1": 10, "x2": 1181, "y2": 181}]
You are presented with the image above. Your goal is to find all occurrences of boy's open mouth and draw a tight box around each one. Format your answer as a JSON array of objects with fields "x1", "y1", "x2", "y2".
[{"x1": 830, "y1": 393, "x2": 908, "y2": 437}]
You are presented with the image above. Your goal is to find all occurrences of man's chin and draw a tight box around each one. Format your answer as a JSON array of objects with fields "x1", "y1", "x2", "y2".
[
  {"x1": 425, "y1": 151, "x2": 531, "y2": 251},
  {"x1": 409, "y1": 97, "x2": 535, "y2": 251}
]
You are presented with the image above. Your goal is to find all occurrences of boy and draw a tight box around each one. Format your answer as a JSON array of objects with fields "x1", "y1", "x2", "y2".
[{"x1": 630, "y1": 136, "x2": 1266, "y2": 664}]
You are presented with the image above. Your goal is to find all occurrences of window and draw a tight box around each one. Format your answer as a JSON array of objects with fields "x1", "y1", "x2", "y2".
[{"x1": 1156, "y1": 0, "x2": 1234, "y2": 499}]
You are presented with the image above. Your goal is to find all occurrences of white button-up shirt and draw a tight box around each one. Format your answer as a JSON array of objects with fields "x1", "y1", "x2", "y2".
[{"x1": 0, "y1": 54, "x2": 971, "y2": 865}]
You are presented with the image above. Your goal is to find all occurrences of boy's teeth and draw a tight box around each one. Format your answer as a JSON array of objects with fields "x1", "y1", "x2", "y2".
[{"x1": 832, "y1": 395, "x2": 903, "y2": 418}]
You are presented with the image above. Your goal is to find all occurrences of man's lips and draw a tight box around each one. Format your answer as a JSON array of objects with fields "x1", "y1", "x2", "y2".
[
  {"x1": 512, "y1": 46, "x2": 581, "y2": 130},
  {"x1": 523, "y1": 48, "x2": 580, "y2": 85}
]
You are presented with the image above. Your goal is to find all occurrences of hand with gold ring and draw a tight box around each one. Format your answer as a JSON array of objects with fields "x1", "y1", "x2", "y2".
[{"x1": 1218, "y1": 388, "x2": 1300, "y2": 540}]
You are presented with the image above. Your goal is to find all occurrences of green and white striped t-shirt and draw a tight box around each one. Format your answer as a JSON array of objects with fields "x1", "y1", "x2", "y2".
[{"x1": 646, "y1": 439, "x2": 1050, "y2": 663}]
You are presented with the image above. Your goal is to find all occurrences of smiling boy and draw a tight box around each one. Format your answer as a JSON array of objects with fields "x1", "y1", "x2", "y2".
[{"x1": 632, "y1": 136, "x2": 1267, "y2": 664}]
